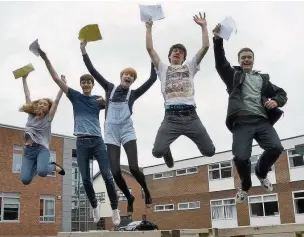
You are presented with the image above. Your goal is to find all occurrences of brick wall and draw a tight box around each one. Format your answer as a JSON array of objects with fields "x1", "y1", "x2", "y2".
[
  {"x1": 104, "y1": 170, "x2": 147, "y2": 230},
  {"x1": 0, "y1": 126, "x2": 63, "y2": 236},
  {"x1": 142, "y1": 150, "x2": 304, "y2": 230}
]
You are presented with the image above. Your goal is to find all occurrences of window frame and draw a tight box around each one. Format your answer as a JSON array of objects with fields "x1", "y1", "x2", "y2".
[
  {"x1": 248, "y1": 194, "x2": 280, "y2": 218},
  {"x1": 177, "y1": 201, "x2": 200, "y2": 210},
  {"x1": 210, "y1": 198, "x2": 237, "y2": 220},
  {"x1": 292, "y1": 190, "x2": 304, "y2": 215},
  {"x1": 287, "y1": 149, "x2": 304, "y2": 169},
  {"x1": 12, "y1": 145, "x2": 23, "y2": 174},
  {"x1": 0, "y1": 193, "x2": 21, "y2": 223},
  {"x1": 153, "y1": 204, "x2": 174, "y2": 212},
  {"x1": 153, "y1": 171, "x2": 174, "y2": 180},
  {"x1": 176, "y1": 167, "x2": 198, "y2": 177},
  {"x1": 208, "y1": 161, "x2": 233, "y2": 180},
  {"x1": 40, "y1": 195, "x2": 56, "y2": 223}
]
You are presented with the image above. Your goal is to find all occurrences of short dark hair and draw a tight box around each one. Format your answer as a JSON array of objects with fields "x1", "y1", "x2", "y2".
[
  {"x1": 80, "y1": 74, "x2": 94, "y2": 84},
  {"x1": 238, "y1": 47, "x2": 254, "y2": 59},
  {"x1": 168, "y1": 43, "x2": 187, "y2": 62}
]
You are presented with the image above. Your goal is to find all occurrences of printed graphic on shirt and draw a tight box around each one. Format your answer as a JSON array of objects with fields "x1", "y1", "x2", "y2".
[{"x1": 165, "y1": 64, "x2": 193, "y2": 100}]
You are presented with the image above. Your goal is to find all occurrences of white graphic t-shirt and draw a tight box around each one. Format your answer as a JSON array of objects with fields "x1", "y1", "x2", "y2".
[{"x1": 155, "y1": 55, "x2": 200, "y2": 107}]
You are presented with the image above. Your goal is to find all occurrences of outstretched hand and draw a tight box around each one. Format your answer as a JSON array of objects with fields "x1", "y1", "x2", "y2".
[
  {"x1": 38, "y1": 48, "x2": 47, "y2": 60},
  {"x1": 61, "y1": 75, "x2": 67, "y2": 84},
  {"x1": 145, "y1": 19, "x2": 153, "y2": 28},
  {"x1": 96, "y1": 97, "x2": 105, "y2": 104},
  {"x1": 193, "y1": 12, "x2": 207, "y2": 27},
  {"x1": 80, "y1": 41, "x2": 87, "y2": 50},
  {"x1": 212, "y1": 23, "x2": 222, "y2": 39}
]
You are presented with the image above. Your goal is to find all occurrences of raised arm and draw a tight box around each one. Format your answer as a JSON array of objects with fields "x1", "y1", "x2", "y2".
[
  {"x1": 49, "y1": 75, "x2": 66, "y2": 120},
  {"x1": 193, "y1": 12, "x2": 210, "y2": 65},
  {"x1": 80, "y1": 41, "x2": 112, "y2": 90},
  {"x1": 133, "y1": 62, "x2": 158, "y2": 99},
  {"x1": 212, "y1": 24, "x2": 235, "y2": 92},
  {"x1": 22, "y1": 74, "x2": 31, "y2": 103},
  {"x1": 145, "y1": 21, "x2": 160, "y2": 69},
  {"x1": 38, "y1": 48, "x2": 68, "y2": 94}
]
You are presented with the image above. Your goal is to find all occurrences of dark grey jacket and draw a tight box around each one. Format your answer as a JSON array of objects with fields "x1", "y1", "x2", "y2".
[{"x1": 213, "y1": 37, "x2": 288, "y2": 131}]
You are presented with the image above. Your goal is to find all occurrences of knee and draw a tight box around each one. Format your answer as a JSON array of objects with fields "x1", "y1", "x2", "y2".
[
  {"x1": 37, "y1": 169, "x2": 48, "y2": 177},
  {"x1": 152, "y1": 148, "x2": 165, "y2": 158},
  {"x1": 270, "y1": 144, "x2": 284, "y2": 155},
  {"x1": 202, "y1": 146, "x2": 215, "y2": 157},
  {"x1": 101, "y1": 168, "x2": 114, "y2": 181},
  {"x1": 21, "y1": 177, "x2": 31, "y2": 185}
]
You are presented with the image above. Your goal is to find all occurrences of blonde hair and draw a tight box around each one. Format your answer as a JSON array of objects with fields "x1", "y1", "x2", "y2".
[
  {"x1": 120, "y1": 67, "x2": 137, "y2": 80},
  {"x1": 19, "y1": 98, "x2": 53, "y2": 117}
]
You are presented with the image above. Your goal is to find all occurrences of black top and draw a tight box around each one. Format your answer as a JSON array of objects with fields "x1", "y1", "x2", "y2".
[{"x1": 82, "y1": 53, "x2": 157, "y2": 118}]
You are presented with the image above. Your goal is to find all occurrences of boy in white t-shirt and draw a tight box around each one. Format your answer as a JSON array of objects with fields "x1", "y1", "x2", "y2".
[{"x1": 145, "y1": 12, "x2": 216, "y2": 167}]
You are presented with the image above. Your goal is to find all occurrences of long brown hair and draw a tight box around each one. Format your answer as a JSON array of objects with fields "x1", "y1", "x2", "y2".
[{"x1": 19, "y1": 98, "x2": 53, "y2": 118}]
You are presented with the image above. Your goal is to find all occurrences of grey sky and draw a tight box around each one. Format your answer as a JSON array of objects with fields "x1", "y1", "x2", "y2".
[{"x1": 0, "y1": 1, "x2": 303, "y2": 174}]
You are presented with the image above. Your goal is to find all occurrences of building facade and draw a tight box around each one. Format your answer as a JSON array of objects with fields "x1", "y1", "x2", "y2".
[
  {"x1": 142, "y1": 135, "x2": 304, "y2": 230},
  {"x1": 0, "y1": 124, "x2": 65, "y2": 236},
  {"x1": 93, "y1": 165, "x2": 147, "y2": 230}
]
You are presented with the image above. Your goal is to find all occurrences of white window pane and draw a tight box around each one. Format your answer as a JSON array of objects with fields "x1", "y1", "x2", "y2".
[
  {"x1": 223, "y1": 199, "x2": 235, "y2": 205},
  {"x1": 44, "y1": 200, "x2": 55, "y2": 216},
  {"x1": 250, "y1": 203, "x2": 264, "y2": 216},
  {"x1": 211, "y1": 200, "x2": 222, "y2": 206},
  {"x1": 249, "y1": 196, "x2": 262, "y2": 203},
  {"x1": 4, "y1": 198, "x2": 20, "y2": 205},
  {"x1": 165, "y1": 204, "x2": 173, "y2": 210},
  {"x1": 155, "y1": 206, "x2": 163, "y2": 211},
  {"x1": 263, "y1": 195, "x2": 277, "y2": 202},
  {"x1": 224, "y1": 205, "x2": 236, "y2": 218},
  {"x1": 177, "y1": 169, "x2": 186, "y2": 175},
  {"x1": 179, "y1": 203, "x2": 188, "y2": 209},
  {"x1": 220, "y1": 161, "x2": 231, "y2": 168},
  {"x1": 209, "y1": 164, "x2": 219, "y2": 169},
  {"x1": 187, "y1": 167, "x2": 197, "y2": 173},
  {"x1": 221, "y1": 167, "x2": 232, "y2": 178},
  {"x1": 211, "y1": 206, "x2": 224, "y2": 219},
  {"x1": 295, "y1": 199, "x2": 304, "y2": 214},
  {"x1": 209, "y1": 170, "x2": 220, "y2": 179},
  {"x1": 294, "y1": 192, "x2": 304, "y2": 199},
  {"x1": 264, "y1": 201, "x2": 279, "y2": 216},
  {"x1": 12, "y1": 154, "x2": 22, "y2": 173}
]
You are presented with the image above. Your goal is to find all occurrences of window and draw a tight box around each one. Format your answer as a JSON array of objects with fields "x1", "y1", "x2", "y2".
[
  {"x1": 96, "y1": 192, "x2": 105, "y2": 203},
  {"x1": 48, "y1": 151, "x2": 56, "y2": 177},
  {"x1": 210, "y1": 199, "x2": 236, "y2": 220},
  {"x1": 208, "y1": 161, "x2": 232, "y2": 180},
  {"x1": 117, "y1": 189, "x2": 132, "y2": 201},
  {"x1": 293, "y1": 191, "x2": 304, "y2": 214},
  {"x1": 40, "y1": 195, "x2": 55, "y2": 222},
  {"x1": 0, "y1": 193, "x2": 20, "y2": 222},
  {"x1": 12, "y1": 145, "x2": 23, "y2": 173},
  {"x1": 249, "y1": 194, "x2": 279, "y2": 217},
  {"x1": 250, "y1": 155, "x2": 273, "y2": 173},
  {"x1": 288, "y1": 149, "x2": 304, "y2": 168},
  {"x1": 154, "y1": 204, "x2": 174, "y2": 212},
  {"x1": 178, "y1": 201, "x2": 200, "y2": 210},
  {"x1": 176, "y1": 167, "x2": 198, "y2": 176},
  {"x1": 153, "y1": 171, "x2": 173, "y2": 180}
]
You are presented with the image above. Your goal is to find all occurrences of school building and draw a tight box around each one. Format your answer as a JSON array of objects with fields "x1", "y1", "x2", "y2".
[
  {"x1": 142, "y1": 135, "x2": 304, "y2": 230},
  {"x1": 1, "y1": 122, "x2": 304, "y2": 236}
]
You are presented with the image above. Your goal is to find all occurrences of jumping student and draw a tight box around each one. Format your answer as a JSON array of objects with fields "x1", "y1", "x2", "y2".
[
  {"x1": 145, "y1": 12, "x2": 216, "y2": 168},
  {"x1": 212, "y1": 23, "x2": 287, "y2": 203},
  {"x1": 38, "y1": 47, "x2": 120, "y2": 225},
  {"x1": 80, "y1": 40, "x2": 157, "y2": 214},
  {"x1": 19, "y1": 73, "x2": 66, "y2": 185}
]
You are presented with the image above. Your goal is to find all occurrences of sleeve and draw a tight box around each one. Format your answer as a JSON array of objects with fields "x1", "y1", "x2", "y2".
[
  {"x1": 66, "y1": 87, "x2": 80, "y2": 103},
  {"x1": 186, "y1": 55, "x2": 200, "y2": 77},
  {"x1": 155, "y1": 60, "x2": 167, "y2": 81}
]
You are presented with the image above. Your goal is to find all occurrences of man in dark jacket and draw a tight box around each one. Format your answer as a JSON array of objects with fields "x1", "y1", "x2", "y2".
[{"x1": 212, "y1": 24, "x2": 287, "y2": 204}]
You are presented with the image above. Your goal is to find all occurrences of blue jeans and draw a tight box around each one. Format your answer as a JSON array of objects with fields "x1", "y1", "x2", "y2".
[
  {"x1": 76, "y1": 136, "x2": 118, "y2": 210},
  {"x1": 20, "y1": 143, "x2": 55, "y2": 185}
]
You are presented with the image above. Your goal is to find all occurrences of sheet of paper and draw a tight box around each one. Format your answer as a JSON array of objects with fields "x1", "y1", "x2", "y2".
[
  {"x1": 139, "y1": 4, "x2": 165, "y2": 22},
  {"x1": 78, "y1": 24, "x2": 102, "y2": 42},
  {"x1": 215, "y1": 16, "x2": 237, "y2": 41},
  {"x1": 29, "y1": 39, "x2": 40, "y2": 56},
  {"x1": 13, "y1": 63, "x2": 35, "y2": 79}
]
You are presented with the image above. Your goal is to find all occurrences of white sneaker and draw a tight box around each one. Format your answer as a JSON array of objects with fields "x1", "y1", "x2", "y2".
[
  {"x1": 112, "y1": 209, "x2": 121, "y2": 226},
  {"x1": 235, "y1": 188, "x2": 248, "y2": 204},
  {"x1": 92, "y1": 202, "x2": 101, "y2": 223},
  {"x1": 259, "y1": 176, "x2": 273, "y2": 193}
]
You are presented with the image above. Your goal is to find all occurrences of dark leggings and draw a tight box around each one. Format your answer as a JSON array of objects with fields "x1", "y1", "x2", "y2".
[{"x1": 107, "y1": 140, "x2": 151, "y2": 202}]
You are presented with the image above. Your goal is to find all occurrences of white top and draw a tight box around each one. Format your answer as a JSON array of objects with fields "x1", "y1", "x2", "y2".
[{"x1": 155, "y1": 55, "x2": 200, "y2": 107}]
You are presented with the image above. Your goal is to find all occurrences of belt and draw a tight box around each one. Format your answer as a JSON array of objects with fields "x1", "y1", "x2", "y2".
[
  {"x1": 77, "y1": 135, "x2": 99, "y2": 139},
  {"x1": 165, "y1": 109, "x2": 196, "y2": 117}
]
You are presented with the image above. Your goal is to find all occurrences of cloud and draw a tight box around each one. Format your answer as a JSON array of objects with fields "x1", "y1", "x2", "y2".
[{"x1": 0, "y1": 1, "x2": 303, "y2": 175}]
